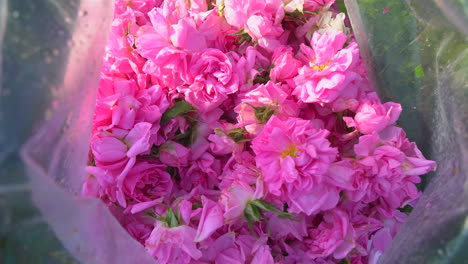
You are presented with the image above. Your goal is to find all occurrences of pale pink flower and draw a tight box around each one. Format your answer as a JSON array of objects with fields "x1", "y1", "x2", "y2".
[
  {"x1": 208, "y1": 131, "x2": 239, "y2": 155},
  {"x1": 91, "y1": 135, "x2": 128, "y2": 169},
  {"x1": 194, "y1": 196, "x2": 224, "y2": 242},
  {"x1": 220, "y1": 179, "x2": 264, "y2": 223},
  {"x1": 231, "y1": 46, "x2": 270, "y2": 92},
  {"x1": 223, "y1": 0, "x2": 266, "y2": 28},
  {"x1": 245, "y1": 10, "x2": 284, "y2": 52},
  {"x1": 288, "y1": 183, "x2": 340, "y2": 215},
  {"x1": 145, "y1": 222, "x2": 202, "y2": 264},
  {"x1": 171, "y1": 18, "x2": 208, "y2": 52}
]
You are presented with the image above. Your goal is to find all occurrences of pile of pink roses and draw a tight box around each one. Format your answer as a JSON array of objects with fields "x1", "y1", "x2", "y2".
[{"x1": 83, "y1": 0, "x2": 436, "y2": 263}]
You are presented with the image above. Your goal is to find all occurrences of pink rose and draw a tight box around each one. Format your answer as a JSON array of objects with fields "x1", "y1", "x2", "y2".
[
  {"x1": 304, "y1": 0, "x2": 336, "y2": 12},
  {"x1": 288, "y1": 183, "x2": 340, "y2": 216},
  {"x1": 245, "y1": 11, "x2": 284, "y2": 52},
  {"x1": 251, "y1": 244, "x2": 275, "y2": 264},
  {"x1": 305, "y1": 209, "x2": 355, "y2": 259},
  {"x1": 236, "y1": 81, "x2": 298, "y2": 135},
  {"x1": 251, "y1": 116, "x2": 337, "y2": 197},
  {"x1": 208, "y1": 132, "x2": 238, "y2": 155},
  {"x1": 219, "y1": 151, "x2": 259, "y2": 190},
  {"x1": 170, "y1": 18, "x2": 208, "y2": 52},
  {"x1": 368, "y1": 227, "x2": 393, "y2": 264},
  {"x1": 180, "y1": 49, "x2": 239, "y2": 112},
  {"x1": 142, "y1": 46, "x2": 190, "y2": 88},
  {"x1": 179, "y1": 153, "x2": 221, "y2": 191},
  {"x1": 159, "y1": 141, "x2": 190, "y2": 167},
  {"x1": 91, "y1": 135, "x2": 128, "y2": 168},
  {"x1": 293, "y1": 32, "x2": 359, "y2": 104},
  {"x1": 123, "y1": 161, "x2": 173, "y2": 202},
  {"x1": 223, "y1": 0, "x2": 266, "y2": 28},
  {"x1": 145, "y1": 222, "x2": 202, "y2": 264},
  {"x1": 194, "y1": 196, "x2": 224, "y2": 242},
  {"x1": 221, "y1": 180, "x2": 263, "y2": 223},
  {"x1": 269, "y1": 46, "x2": 303, "y2": 83},
  {"x1": 343, "y1": 93, "x2": 402, "y2": 134},
  {"x1": 200, "y1": 232, "x2": 245, "y2": 263}
]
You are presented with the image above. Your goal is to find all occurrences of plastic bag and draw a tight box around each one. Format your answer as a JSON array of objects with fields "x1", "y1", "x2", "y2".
[
  {"x1": 1, "y1": 0, "x2": 154, "y2": 263},
  {"x1": 346, "y1": 0, "x2": 468, "y2": 263},
  {"x1": 0, "y1": 0, "x2": 466, "y2": 263}
]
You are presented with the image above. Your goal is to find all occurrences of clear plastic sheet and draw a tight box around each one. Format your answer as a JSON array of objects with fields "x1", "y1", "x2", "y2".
[
  {"x1": 346, "y1": 0, "x2": 468, "y2": 263},
  {"x1": 1, "y1": 0, "x2": 154, "y2": 263},
  {"x1": 0, "y1": 0, "x2": 466, "y2": 263}
]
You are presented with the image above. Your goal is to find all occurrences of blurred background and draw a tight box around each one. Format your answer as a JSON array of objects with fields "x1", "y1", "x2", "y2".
[{"x1": 0, "y1": 0, "x2": 467, "y2": 263}]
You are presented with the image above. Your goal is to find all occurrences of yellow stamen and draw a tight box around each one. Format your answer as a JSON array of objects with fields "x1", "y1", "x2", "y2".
[
  {"x1": 311, "y1": 62, "x2": 329, "y2": 71},
  {"x1": 281, "y1": 144, "x2": 300, "y2": 159}
]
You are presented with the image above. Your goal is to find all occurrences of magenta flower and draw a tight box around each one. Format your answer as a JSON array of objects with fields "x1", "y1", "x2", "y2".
[
  {"x1": 159, "y1": 140, "x2": 190, "y2": 167},
  {"x1": 305, "y1": 209, "x2": 355, "y2": 259},
  {"x1": 179, "y1": 152, "x2": 221, "y2": 191},
  {"x1": 251, "y1": 116, "x2": 337, "y2": 196},
  {"x1": 123, "y1": 161, "x2": 173, "y2": 202}
]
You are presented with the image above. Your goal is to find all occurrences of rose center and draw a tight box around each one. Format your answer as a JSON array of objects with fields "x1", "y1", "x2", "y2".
[
  {"x1": 281, "y1": 144, "x2": 300, "y2": 158},
  {"x1": 311, "y1": 62, "x2": 329, "y2": 71}
]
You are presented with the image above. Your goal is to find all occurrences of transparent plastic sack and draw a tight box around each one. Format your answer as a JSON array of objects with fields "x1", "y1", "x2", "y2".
[
  {"x1": 346, "y1": 0, "x2": 468, "y2": 263},
  {"x1": 0, "y1": 0, "x2": 466, "y2": 263},
  {"x1": 1, "y1": 0, "x2": 154, "y2": 263}
]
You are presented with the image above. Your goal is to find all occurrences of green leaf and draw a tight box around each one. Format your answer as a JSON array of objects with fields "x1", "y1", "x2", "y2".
[
  {"x1": 170, "y1": 121, "x2": 198, "y2": 147},
  {"x1": 192, "y1": 202, "x2": 203, "y2": 210},
  {"x1": 398, "y1": 204, "x2": 414, "y2": 214},
  {"x1": 245, "y1": 203, "x2": 260, "y2": 222},
  {"x1": 244, "y1": 104, "x2": 276, "y2": 124},
  {"x1": 336, "y1": 1, "x2": 348, "y2": 16},
  {"x1": 244, "y1": 210, "x2": 255, "y2": 233},
  {"x1": 227, "y1": 128, "x2": 248, "y2": 143},
  {"x1": 154, "y1": 217, "x2": 167, "y2": 223},
  {"x1": 338, "y1": 259, "x2": 350, "y2": 264},
  {"x1": 414, "y1": 64, "x2": 425, "y2": 78},
  {"x1": 250, "y1": 200, "x2": 296, "y2": 220},
  {"x1": 160, "y1": 101, "x2": 195, "y2": 125},
  {"x1": 166, "y1": 208, "x2": 179, "y2": 228}
]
